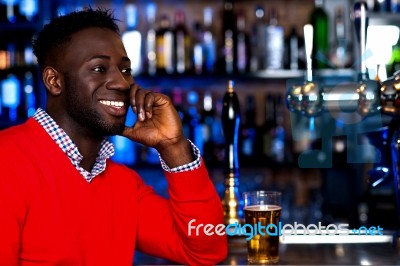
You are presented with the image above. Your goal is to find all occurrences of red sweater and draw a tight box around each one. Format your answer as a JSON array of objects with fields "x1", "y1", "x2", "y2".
[{"x1": 0, "y1": 118, "x2": 227, "y2": 265}]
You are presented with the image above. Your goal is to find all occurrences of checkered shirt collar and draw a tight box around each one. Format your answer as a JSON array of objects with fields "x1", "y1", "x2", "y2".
[{"x1": 33, "y1": 108, "x2": 115, "y2": 182}]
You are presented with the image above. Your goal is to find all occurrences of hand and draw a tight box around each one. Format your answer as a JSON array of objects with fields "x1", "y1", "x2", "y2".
[{"x1": 121, "y1": 84, "x2": 194, "y2": 167}]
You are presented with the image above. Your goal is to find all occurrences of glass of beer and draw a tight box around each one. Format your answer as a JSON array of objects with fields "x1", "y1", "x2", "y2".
[{"x1": 243, "y1": 190, "x2": 282, "y2": 264}]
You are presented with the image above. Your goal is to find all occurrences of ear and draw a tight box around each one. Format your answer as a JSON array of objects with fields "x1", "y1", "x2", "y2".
[{"x1": 43, "y1": 66, "x2": 63, "y2": 96}]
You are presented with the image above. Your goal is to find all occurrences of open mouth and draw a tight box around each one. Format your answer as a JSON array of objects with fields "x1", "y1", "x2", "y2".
[
  {"x1": 99, "y1": 99, "x2": 127, "y2": 117},
  {"x1": 99, "y1": 100, "x2": 125, "y2": 108}
]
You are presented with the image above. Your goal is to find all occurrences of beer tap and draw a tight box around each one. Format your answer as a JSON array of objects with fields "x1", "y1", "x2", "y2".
[
  {"x1": 285, "y1": 0, "x2": 400, "y2": 242},
  {"x1": 287, "y1": 24, "x2": 322, "y2": 117},
  {"x1": 221, "y1": 80, "x2": 243, "y2": 225},
  {"x1": 379, "y1": 71, "x2": 400, "y2": 235}
]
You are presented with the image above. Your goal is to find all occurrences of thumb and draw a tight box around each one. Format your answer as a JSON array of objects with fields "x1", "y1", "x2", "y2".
[{"x1": 120, "y1": 126, "x2": 138, "y2": 141}]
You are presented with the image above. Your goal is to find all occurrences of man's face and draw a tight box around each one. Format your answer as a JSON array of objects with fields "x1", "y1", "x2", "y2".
[{"x1": 58, "y1": 27, "x2": 133, "y2": 137}]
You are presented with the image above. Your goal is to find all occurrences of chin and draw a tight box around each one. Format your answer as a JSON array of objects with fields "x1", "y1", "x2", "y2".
[{"x1": 103, "y1": 123, "x2": 125, "y2": 136}]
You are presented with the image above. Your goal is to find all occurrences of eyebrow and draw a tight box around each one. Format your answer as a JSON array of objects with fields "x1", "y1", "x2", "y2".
[{"x1": 87, "y1": 55, "x2": 131, "y2": 63}]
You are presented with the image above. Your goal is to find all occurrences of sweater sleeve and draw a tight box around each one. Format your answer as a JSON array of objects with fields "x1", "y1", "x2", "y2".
[{"x1": 135, "y1": 160, "x2": 228, "y2": 265}]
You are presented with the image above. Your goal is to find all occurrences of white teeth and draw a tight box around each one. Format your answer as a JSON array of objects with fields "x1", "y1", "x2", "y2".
[{"x1": 100, "y1": 100, "x2": 125, "y2": 107}]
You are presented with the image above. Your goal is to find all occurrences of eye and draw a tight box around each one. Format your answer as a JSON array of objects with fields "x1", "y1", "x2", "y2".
[
  {"x1": 92, "y1": 66, "x2": 105, "y2": 73},
  {"x1": 122, "y1": 67, "x2": 132, "y2": 75}
]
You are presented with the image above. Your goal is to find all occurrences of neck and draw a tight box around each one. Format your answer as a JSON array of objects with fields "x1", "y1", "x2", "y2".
[{"x1": 47, "y1": 107, "x2": 104, "y2": 172}]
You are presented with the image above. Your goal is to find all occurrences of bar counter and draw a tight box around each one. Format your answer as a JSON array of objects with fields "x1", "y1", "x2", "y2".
[{"x1": 134, "y1": 233, "x2": 400, "y2": 265}]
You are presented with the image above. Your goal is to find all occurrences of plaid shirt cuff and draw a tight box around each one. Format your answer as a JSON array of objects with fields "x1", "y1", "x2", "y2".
[{"x1": 159, "y1": 140, "x2": 201, "y2": 173}]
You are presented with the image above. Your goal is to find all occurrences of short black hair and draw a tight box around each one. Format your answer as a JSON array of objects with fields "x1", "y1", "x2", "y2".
[{"x1": 32, "y1": 8, "x2": 120, "y2": 69}]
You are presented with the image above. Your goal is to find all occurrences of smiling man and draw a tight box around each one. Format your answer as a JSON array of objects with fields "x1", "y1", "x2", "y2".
[{"x1": 0, "y1": 8, "x2": 227, "y2": 266}]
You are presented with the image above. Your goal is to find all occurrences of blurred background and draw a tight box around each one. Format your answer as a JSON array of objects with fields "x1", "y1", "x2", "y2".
[{"x1": 1, "y1": 0, "x2": 400, "y2": 231}]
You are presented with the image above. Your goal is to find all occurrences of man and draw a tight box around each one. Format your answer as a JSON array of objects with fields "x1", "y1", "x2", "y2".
[{"x1": 0, "y1": 8, "x2": 227, "y2": 265}]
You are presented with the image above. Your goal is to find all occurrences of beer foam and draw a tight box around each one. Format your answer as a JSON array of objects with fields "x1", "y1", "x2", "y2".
[{"x1": 244, "y1": 205, "x2": 282, "y2": 211}]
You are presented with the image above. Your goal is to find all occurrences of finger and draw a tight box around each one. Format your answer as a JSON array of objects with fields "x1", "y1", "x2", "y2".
[
  {"x1": 132, "y1": 86, "x2": 151, "y2": 121},
  {"x1": 143, "y1": 92, "x2": 155, "y2": 119},
  {"x1": 129, "y1": 83, "x2": 140, "y2": 114}
]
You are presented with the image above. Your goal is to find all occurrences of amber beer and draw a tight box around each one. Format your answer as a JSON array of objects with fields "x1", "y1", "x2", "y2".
[
  {"x1": 244, "y1": 205, "x2": 281, "y2": 263},
  {"x1": 243, "y1": 191, "x2": 282, "y2": 264}
]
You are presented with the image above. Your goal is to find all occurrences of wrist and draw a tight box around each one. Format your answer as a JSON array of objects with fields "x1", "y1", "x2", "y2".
[{"x1": 157, "y1": 138, "x2": 195, "y2": 168}]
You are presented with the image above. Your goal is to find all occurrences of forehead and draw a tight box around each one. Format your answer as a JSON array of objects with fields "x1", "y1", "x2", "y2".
[{"x1": 63, "y1": 27, "x2": 126, "y2": 62}]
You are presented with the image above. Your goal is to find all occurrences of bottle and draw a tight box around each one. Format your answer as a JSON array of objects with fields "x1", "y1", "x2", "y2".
[
  {"x1": 1, "y1": 74, "x2": 21, "y2": 122},
  {"x1": 202, "y1": 7, "x2": 217, "y2": 74},
  {"x1": 211, "y1": 97, "x2": 226, "y2": 166},
  {"x1": 144, "y1": 3, "x2": 157, "y2": 76},
  {"x1": 374, "y1": 0, "x2": 389, "y2": 12},
  {"x1": 19, "y1": 0, "x2": 39, "y2": 23},
  {"x1": 235, "y1": 9, "x2": 250, "y2": 74},
  {"x1": 261, "y1": 93, "x2": 277, "y2": 163},
  {"x1": 122, "y1": 4, "x2": 142, "y2": 76},
  {"x1": 271, "y1": 94, "x2": 286, "y2": 163},
  {"x1": 240, "y1": 95, "x2": 257, "y2": 166},
  {"x1": 250, "y1": 5, "x2": 266, "y2": 72},
  {"x1": 265, "y1": 7, "x2": 285, "y2": 70},
  {"x1": 392, "y1": 0, "x2": 400, "y2": 12},
  {"x1": 222, "y1": 0, "x2": 236, "y2": 74},
  {"x1": 387, "y1": 40, "x2": 400, "y2": 77},
  {"x1": 0, "y1": 39, "x2": 10, "y2": 70},
  {"x1": 156, "y1": 14, "x2": 175, "y2": 74},
  {"x1": 23, "y1": 71, "x2": 36, "y2": 117},
  {"x1": 192, "y1": 21, "x2": 204, "y2": 75},
  {"x1": 284, "y1": 26, "x2": 300, "y2": 70},
  {"x1": 186, "y1": 90, "x2": 203, "y2": 152},
  {"x1": 329, "y1": 6, "x2": 352, "y2": 69},
  {"x1": 170, "y1": 87, "x2": 190, "y2": 138},
  {"x1": 221, "y1": 80, "x2": 243, "y2": 224},
  {"x1": 5, "y1": 0, "x2": 18, "y2": 23},
  {"x1": 310, "y1": 0, "x2": 329, "y2": 69},
  {"x1": 201, "y1": 91, "x2": 215, "y2": 164},
  {"x1": 174, "y1": 10, "x2": 191, "y2": 74}
]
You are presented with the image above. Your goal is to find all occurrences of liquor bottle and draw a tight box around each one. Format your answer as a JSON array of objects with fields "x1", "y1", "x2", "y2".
[
  {"x1": 271, "y1": 94, "x2": 286, "y2": 163},
  {"x1": 0, "y1": 39, "x2": 9, "y2": 70},
  {"x1": 144, "y1": 3, "x2": 157, "y2": 76},
  {"x1": 19, "y1": 0, "x2": 39, "y2": 23},
  {"x1": 5, "y1": 0, "x2": 18, "y2": 23},
  {"x1": 122, "y1": 4, "x2": 142, "y2": 76},
  {"x1": 284, "y1": 26, "x2": 300, "y2": 70},
  {"x1": 250, "y1": 5, "x2": 266, "y2": 72},
  {"x1": 235, "y1": 9, "x2": 250, "y2": 74},
  {"x1": 174, "y1": 10, "x2": 191, "y2": 74},
  {"x1": 170, "y1": 87, "x2": 190, "y2": 138},
  {"x1": 262, "y1": 94, "x2": 286, "y2": 164},
  {"x1": 329, "y1": 6, "x2": 352, "y2": 69},
  {"x1": 310, "y1": 0, "x2": 329, "y2": 69},
  {"x1": 222, "y1": 0, "x2": 236, "y2": 74},
  {"x1": 210, "y1": 97, "x2": 225, "y2": 167},
  {"x1": 392, "y1": 0, "x2": 400, "y2": 12},
  {"x1": 186, "y1": 90, "x2": 204, "y2": 153},
  {"x1": 156, "y1": 14, "x2": 175, "y2": 74},
  {"x1": 201, "y1": 91, "x2": 215, "y2": 163},
  {"x1": 24, "y1": 40, "x2": 35, "y2": 66},
  {"x1": 221, "y1": 80, "x2": 243, "y2": 224},
  {"x1": 387, "y1": 41, "x2": 400, "y2": 77},
  {"x1": 261, "y1": 93, "x2": 276, "y2": 163},
  {"x1": 265, "y1": 7, "x2": 285, "y2": 70},
  {"x1": 23, "y1": 71, "x2": 36, "y2": 117},
  {"x1": 1, "y1": 74, "x2": 20, "y2": 122},
  {"x1": 192, "y1": 21, "x2": 204, "y2": 75},
  {"x1": 202, "y1": 7, "x2": 216, "y2": 74},
  {"x1": 374, "y1": 0, "x2": 389, "y2": 12},
  {"x1": 240, "y1": 95, "x2": 257, "y2": 165}
]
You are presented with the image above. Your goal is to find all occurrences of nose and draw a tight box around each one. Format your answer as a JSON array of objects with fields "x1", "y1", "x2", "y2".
[{"x1": 106, "y1": 67, "x2": 131, "y2": 91}]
